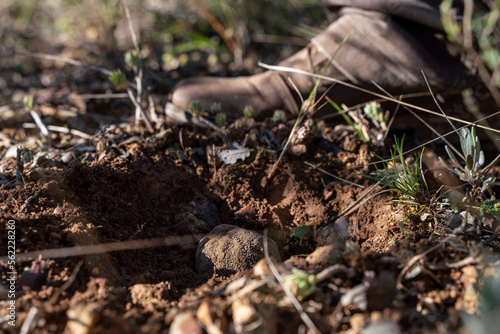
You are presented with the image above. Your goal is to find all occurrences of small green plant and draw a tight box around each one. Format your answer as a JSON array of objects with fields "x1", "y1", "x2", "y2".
[
  {"x1": 243, "y1": 105, "x2": 255, "y2": 119},
  {"x1": 439, "y1": 126, "x2": 500, "y2": 196},
  {"x1": 188, "y1": 101, "x2": 203, "y2": 117},
  {"x1": 108, "y1": 69, "x2": 127, "y2": 90},
  {"x1": 363, "y1": 101, "x2": 389, "y2": 132},
  {"x1": 18, "y1": 146, "x2": 35, "y2": 163},
  {"x1": 367, "y1": 136, "x2": 437, "y2": 211},
  {"x1": 292, "y1": 225, "x2": 311, "y2": 239},
  {"x1": 124, "y1": 50, "x2": 140, "y2": 68},
  {"x1": 332, "y1": 101, "x2": 388, "y2": 144},
  {"x1": 284, "y1": 269, "x2": 317, "y2": 301},
  {"x1": 215, "y1": 112, "x2": 226, "y2": 127},
  {"x1": 272, "y1": 109, "x2": 287, "y2": 124},
  {"x1": 210, "y1": 102, "x2": 221, "y2": 114}
]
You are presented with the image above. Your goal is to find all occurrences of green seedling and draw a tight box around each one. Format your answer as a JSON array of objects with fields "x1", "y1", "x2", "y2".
[
  {"x1": 293, "y1": 225, "x2": 311, "y2": 239},
  {"x1": 439, "y1": 126, "x2": 500, "y2": 195},
  {"x1": 243, "y1": 105, "x2": 256, "y2": 119},
  {"x1": 366, "y1": 136, "x2": 437, "y2": 212},
  {"x1": 124, "y1": 50, "x2": 140, "y2": 68},
  {"x1": 210, "y1": 102, "x2": 221, "y2": 114},
  {"x1": 215, "y1": 112, "x2": 226, "y2": 127},
  {"x1": 108, "y1": 69, "x2": 127, "y2": 90},
  {"x1": 189, "y1": 101, "x2": 203, "y2": 118},
  {"x1": 272, "y1": 110, "x2": 287, "y2": 124},
  {"x1": 18, "y1": 146, "x2": 35, "y2": 163},
  {"x1": 363, "y1": 101, "x2": 389, "y2": 132},
  {"x1": 284, "y1": 269, "x2": 317, "y2": 301}
]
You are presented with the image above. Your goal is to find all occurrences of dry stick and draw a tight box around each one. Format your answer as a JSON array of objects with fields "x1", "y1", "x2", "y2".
[
  {"x1": 263, "y1": 229, "x2": 320, "y2": 334},
  {"x1": 14, "y1": 51, "x2": 122, "y2": 84},
  {"x1": 303, "y1": 161, "x2": 364, "y2": 188},
  {"x1": 18, "y1": 191, "x2": 40, "y2": 214},
  {"x1": 0, "y1": 235, "x2": 203, "y2": 264},
  {"x1": 23, "y1": 123, "x2": 93, "y2": 140},
  {"x1": 316, "y1": 92, "x2": 432, "y2": 122},
  {"x1": 15, "y1": 148, "x2": 25, "y2": 186},
  {"x1": 337, "y1": 185, "x2": 391, "y2": 218},
  {"x1": 122, "y1": 0, "x2": 154, "y2": 133},
  {"x1": 463, "y1": 1, "x2": 500, "y2": 106},
  {"x1": 371, "y1": 81, "x2": 466, "y2": 160},
  {"x1": 259, "y1": 62, "x2": 500, "y2": 134},
  {"x1": 396, "y1": 239, "x2": 449, "y2": 291},
  {"x1": 29, "y1": 109, "x2": 49, "y2": 137},
  {"x1": 49, "y1": 259, "x2": 84, "y2": 304},
  {"x1": 349, "y1": 110, "x2": 500, "y2": 171}
]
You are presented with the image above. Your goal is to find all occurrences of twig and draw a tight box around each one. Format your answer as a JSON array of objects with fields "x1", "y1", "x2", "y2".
[
  {"x1": 23, "y1": 123, "x2": 93, "y2": 140},
  {"x1": 18, "y1": 191, "x2": 40, "y2": 214},
  {"x1": 15, "y1": 148, "x2": 25, "y2": 186},
  {"x1": 263, "y1": 229, "x2": 320, "y2": 334},
  {"x1": 0, "y1": 235, "x2": 203, "y2": 263},
  {"x1": 49, "y1": 259, "x2": 84, "y2": 303},
  {"x1": 258, "y1": 62, "x2": 500, "y2": 134},
  {"x1": 427, "y1": 255, "x2": 479, "y2": 270},
  {"x1": 196, "y1": 5, "x2": 237, "y2": 54},
  {"x1": 316, "y1": 264, "x2": 356, "y2": 283},
  {"x1": 14, "y1": 51, "x2": 122, "y2": 83},
  {"x1": 19, "y1": 306, "x2": 41, "y2": 334},
  {"x1": 371, "y1": 81, "x2": 466, "y2": 160},
  {"x1": 121, "y1": 0, "x2": 155, "y2": 132},
  {"x1": 304, "y1": 161, "x2": 364, "y2": 188},
  {"x1": 396, "y1": 240, "x2": 448, "y2": 291},
  {"x1": 29, "y1": 110, "x2": 49, "y2": 137},
  {"x1": 338, "y1": 185, "x2": 391, "y2": 218}
]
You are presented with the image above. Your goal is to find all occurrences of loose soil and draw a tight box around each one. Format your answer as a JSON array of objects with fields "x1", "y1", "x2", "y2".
[{"x1": 1, "y1": 109, "x2": 499, "y2": 333}]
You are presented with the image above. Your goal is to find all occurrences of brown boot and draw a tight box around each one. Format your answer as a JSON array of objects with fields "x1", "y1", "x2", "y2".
[{"x1": 166, "y1": 7, "x2": 476, "y2": 125}]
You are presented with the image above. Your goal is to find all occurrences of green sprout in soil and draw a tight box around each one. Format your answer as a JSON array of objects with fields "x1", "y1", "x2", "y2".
[
  {"x1": 293, "y1": 225, "x2": 311, "y2": 239},
  {"x1": 272, "y1": 109, "x2": 287, "y2": 124},
  {"x1": 189, "y1": 101, "x2": 203, "y2": 118},
  {"x1": 243, "y1": 105, "x2": 255, "y2": 119},
  {"x1": 367, "y1": 136, "x2": 438, "y2": 212},
  {"x1": 332, "y1": 100, "x2": 389, "y2": 144},
  {"x1": 210, "y1": 102, "x2": 221, "y2": 114},
  {"x1": 284, "y1": 268, "x2": 317, "y2": 301},
  {"x1": 439, "y1": 126, "x2": 500, "y2": 197},
  {"x1": 215, "y1": 112, "x2": 226, "y2": 127},
  {"x1": 108, "y1": 69, "x2": 127, "y2": 90}
]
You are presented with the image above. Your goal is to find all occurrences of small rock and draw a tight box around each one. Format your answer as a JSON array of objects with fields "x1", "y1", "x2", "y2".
[
  {"x1": 196, "y1": 225, "x2": 281, "y2": 276},
  {"x1": 66, "y1": 303, "x2": 100, "y2": 334},
  {"x1": 314, "y1": 217, "x2": 351, "y2": 248},
  {"x1": 129, "y1": 282, "x2": 170, "y2": 311},
  {"x1": 169, "y1": 312, "x2": 202, "y2": 334},
  {"x1": 341, "y1": 284, "x2": 368, "y2": 311},
  {"x1": 350, "y1": 313, "x2": 368, "y2": 331},
  {"x1": 361, "y1": 320, "x2": 401, "y2": 334},
  {"x1": 232, "y1": 299, "x2": 258, "y2": 330},
  {"x1": 306, "y1": 245, "x2": 342, "y2": 266}
]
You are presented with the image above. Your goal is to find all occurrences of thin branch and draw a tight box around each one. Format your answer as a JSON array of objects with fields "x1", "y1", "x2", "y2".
[
  {"x1": 18, "y1": 191, "x2": 40, "y2": 214},
  {"x1": 258, "y1": 62, "x2": 500, "y2": 134},
  {"x1": 0, "y1": 235, "x2": 203, "y2": 263},
  {"x1": 304, "y1": 161, "x2": 364, "y2": 188},
  {"x1": 263, "y1": 229, "x2": 320, "y2": 334},
  {"x1": 23, "y1": 123, "x2": 93, "y2": 140}
]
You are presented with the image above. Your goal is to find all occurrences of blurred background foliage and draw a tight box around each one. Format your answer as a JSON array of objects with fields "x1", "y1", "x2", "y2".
[{"x1": 0, "y1": 0, "x2": 325, "y2": 78}]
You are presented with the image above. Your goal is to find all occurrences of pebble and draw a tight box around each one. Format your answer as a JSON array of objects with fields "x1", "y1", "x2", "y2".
[
  {"x1": 196, "y1": 224, "x2": 281, "y2": 276},
  {"x1": 169, "y1": 312, "x2": 203, "y2": 334},
  {"x1": 306, "y1": 244, "x2": 342, "y2": 266}
]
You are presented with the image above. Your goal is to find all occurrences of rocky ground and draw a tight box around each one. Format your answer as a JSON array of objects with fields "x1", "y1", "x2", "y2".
[{"x1": 1, "y1": 1, "x2": 500, "y2": 333}]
